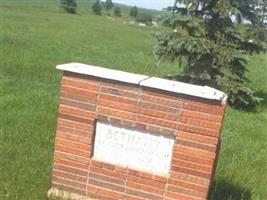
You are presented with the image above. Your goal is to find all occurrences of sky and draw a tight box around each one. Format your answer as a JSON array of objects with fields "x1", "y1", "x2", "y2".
[{"x1": 111, "y1": 0, "x2": 175, "y2": 10}]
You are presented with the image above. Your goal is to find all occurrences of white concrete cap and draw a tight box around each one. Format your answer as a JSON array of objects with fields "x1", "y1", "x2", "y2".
[
  {"x1": 57, "y1": 63, "x2": 149, "y2": 85},
  {"x1": 140, "y1": 77, "x2": 227, "y2": 102},
  {"x1": 57, "y1": 63, "x2": 227, "y2": 102}
]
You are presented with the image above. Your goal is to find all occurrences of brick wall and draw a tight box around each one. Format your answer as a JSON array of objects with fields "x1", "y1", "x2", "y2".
[{"x1": 50, "y1": 65, "x2": 227, "y2": 200}]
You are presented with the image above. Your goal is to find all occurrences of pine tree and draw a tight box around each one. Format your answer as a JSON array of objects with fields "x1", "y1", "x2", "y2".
[
  {"x1": 154, "y1": 0, "x2": 266, "y2": 107},
  {"x1": 60, "y1": 0, "x2": 77, "y2": 14},
  {"x1": 104, "y1": 0, "x2": 114, "y2": 13},
  {"x1": 114, "y1": 7, "x2": 122, "y2": 17},
  {"x1": 92, "y1": 0, "x2": 103, "y2": 15},
  {"x1": 130, "y1": 6, "x2": 138, "y2": 18}
]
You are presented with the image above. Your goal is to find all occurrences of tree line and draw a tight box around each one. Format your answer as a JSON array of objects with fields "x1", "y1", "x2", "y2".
[{"x1": 60, "y1": 0, "x2": 138, "y2": 18}]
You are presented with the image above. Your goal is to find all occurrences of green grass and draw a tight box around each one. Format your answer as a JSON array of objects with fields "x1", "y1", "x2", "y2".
[{"x1": 0, "y1": 2, "x2": 267, "y2": 200}]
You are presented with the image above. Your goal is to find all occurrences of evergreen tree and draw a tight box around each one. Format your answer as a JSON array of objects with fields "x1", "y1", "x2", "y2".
[
  {"x1": 136, "y1": 12, "x2": 153, "y2": 25},
  {"x1": 60, "y1": 0, "x2": 77, "y2": 14},
  {"x1": 114, "y1": 6, "x2": 122, "y2": 17},
  {"x1": 130, "y1": 6, "x2": 138, "y2": 17},
  {"x1": 104, "y1": 0, "x2": 114, "y2": 13},
  {"x1": 154, "y1": 0, "x2": 266, "y2": 107},
  {"x1": 92, "y1": 0, "x2": 103, "y2": 15}
]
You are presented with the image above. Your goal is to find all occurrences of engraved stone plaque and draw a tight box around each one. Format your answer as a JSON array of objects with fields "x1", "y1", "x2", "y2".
[{"x1": 94, "y1": 121, "x2": 175, "y2": 174}]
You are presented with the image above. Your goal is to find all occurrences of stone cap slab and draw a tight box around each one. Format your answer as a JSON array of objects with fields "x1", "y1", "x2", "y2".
[
  {"x1": 57, "y1": 63, "x2": 149, "y2": 85},
  {"x1": 57, "y1": 63, "x2": 228, "y2": 103}
]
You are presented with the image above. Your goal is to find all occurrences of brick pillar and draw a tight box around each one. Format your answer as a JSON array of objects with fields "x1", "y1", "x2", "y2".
[{"x1": 48, "y1": 63, "x2": 227, "y2": 200}]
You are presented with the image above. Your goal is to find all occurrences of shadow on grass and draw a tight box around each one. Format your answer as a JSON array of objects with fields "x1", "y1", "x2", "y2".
[{"x1": 208, "y1": 179, "x2": 251, "y2": 200}]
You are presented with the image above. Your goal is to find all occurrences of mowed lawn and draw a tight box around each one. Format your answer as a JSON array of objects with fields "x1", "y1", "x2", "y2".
[{"x1": 0, "y1": 2, "x2": 266, "y2": 200}]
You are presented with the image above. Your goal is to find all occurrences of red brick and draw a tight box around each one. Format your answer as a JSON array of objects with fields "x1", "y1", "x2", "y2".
[
  {"x1": 62, "y1": 76, "x2": 99, "y2": 91},
  {"x1": 175, "y1": 138, "x2": 216, "y2": 152},
  {"x1": 172, "y1": 158, "x2": 212, "y2": 174},
  {"x1": 109, "y1": 117, "x2": 122, "y2": 124},
  {"x1": 172, "y1": 152, "x2": 214, "y2": 166},
  {"x1": 179, "y1": 116, "x2": 221, "y2": 130},
  {"x1": 180, "y1": 109, "x2": 222, "y2": 123},
  {"x1": 90, "y1": 166, "x2": 127, "y2": 181},
  {"x1": 170, "y1": 171, "x2": 210, "y2": 186},
  {"x1": 54, "y1": 151, "x2": 90, "y2": 164},
  {"x1": 171, "y1": 165, "x2": 211, "y2": 179},
  {"x1": 167, "y1": 184, "x2": 207, "y2": 198},
  {"x1": 127, "y1": 175, "x2": 166, "y2": 189},
  {"x1": 178, "y1": 124, "x2": 219, "y2": 137},
  {"x1": 168, "y1": 178, "x2": 209, "y2": 193},
  {"x1": 57, "y1": 119, "x2": 94, "y2": 132},
  {"x1": 115, "y1": 165, "x2": 128, "y2": 174},
  {"x1": 52, "y1": 175, "x2": 86, "y2": 190},
  {"x1": 64, "y1": 71, "x2": 99, "y2": 85},
  {"x1": 141, "y1": 93, "x2": 180, "y2": 108},
  {"x1": 137, "y1": 115, "x2": 177, "y2": 129},
  {"x1": 146, "y1": 125, "x2": 161, "y2": 133},
  {"x1": 153, "y1": 175, "x2": 168, "y2": 183},
  {"x1": 102, "y1": 162, "x2": 115, "y2": 170},
  {"x1": 89, "y1": 172, "x2": 125, "y2": 186},
  {"x1": 61, "y1": 85, "x2": 98, "y2": 99},
  {"x1": 182, "y1": 101, "x2": 224, "y2": 116},
  {"x1": 125, "y1": 188, "x2": 162, "y2": 200},
  {"x1": 55, "y1": 137, "x2": 90, "y2": 152},
  {"x1": 96, "y1": 114, "x2": 109, "y2": 121},
  {"x1": 165, "y1": 190, "x2": 202, "y2": 200},
  {"x1": 142, "y1": 89, "x2": 178, "y2": 100},
  {"x1": 128, "y1": 168, "x2": 140, "y2": 177},
  {"x1": 101, "y1": 86, "x2": 139, "y2": 99},
  {"x1": 99, "y1": 93, "x2": 137, "y2": 105},
  {"x1": 161, "y1": 128, "x2": 175, "y2": 136},
  {"x1": 126, "y1": 181, "x2": 164, "y2": 195},
  {"x1": 57, "y1": 131, "x2": 92, "y2": 145},
  {"x1": 98, "y1": 106, "x2": 136, "y2": 121},
  {"x1": 102, "y1": 80, "x2": 139, "y2": 93},
  {"x1": 124, "y1": 194, "x2": 145, "y2": 200},
  {"x1": 139, "y1": 107, "x2": 177, "y2": 121},
  {"x1": 177, "y1": 131, "x2": 219, "y2": 145},
  {"x1": 54, "y1": 157, "x2": 88, "y2": 171},
  {"x1": 91, "y1": 159, "x2": 104, "y2": 168},
  {"x1": 59, "y1": 104, "x2": 95, "y2": 119},
  {"x1": 87, "y1": 185, "x2": 124, "y2": 199},
  {"x1": 88, "y1": 178, "x2": 124, "y2": 193},
  {"x1": 139, "y1": 171, "x2": 153, "y2": 179},
  {"x1": 60, "y1": 97, "x2": 96, "y2": 111},
  {"x1": 98, "y1": 98, "x2": 138, "y2": 113},
  {"x1": 59, "y1": 113, "x2": 94, "y2": 125},
  {"x1": 53, "y1": 170, "x2": 87, "y2": 183},
  {"x1": 121, "y1": 120, "x2": 135, "y2": 128},
  {"x1": 55, "y1": 144, "x2": 90, "y2": 158},
  {"x1": 174, "y1": 145, "x2": 216, "y2": 160}
]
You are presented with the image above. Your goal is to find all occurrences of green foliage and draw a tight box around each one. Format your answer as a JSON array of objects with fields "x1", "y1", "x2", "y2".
[
  {"x1": 154, "y1": 0, "x2": 266, "y2": 107},
  {"x1": 59, "y1": 0, "x2": 77, "y2": 14},
  {"x1": 104, "y1": 0, "x2": 113, "y2": 12},
  {"x1": 136, "y1": 12, "x2": 153, "y2": 25},
  {"x1": 114, "y1": 6, "x2": 121, "y2": 17},
  {"x1": 130, "y1": 6, "x2": 138, "y2": 17},
  {"x1": 92, "y1": 0, "x2": 102, "y2": 15}
]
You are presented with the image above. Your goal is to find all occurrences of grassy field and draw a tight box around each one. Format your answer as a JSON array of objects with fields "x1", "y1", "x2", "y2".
[{"x1": 0, "y1": 1, "x2": 267, "y2": 200}]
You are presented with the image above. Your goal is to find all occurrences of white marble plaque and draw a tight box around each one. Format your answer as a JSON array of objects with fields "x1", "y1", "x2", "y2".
[{"x1": 93, "y1": 122, "x2": 175, "y2": 174}]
